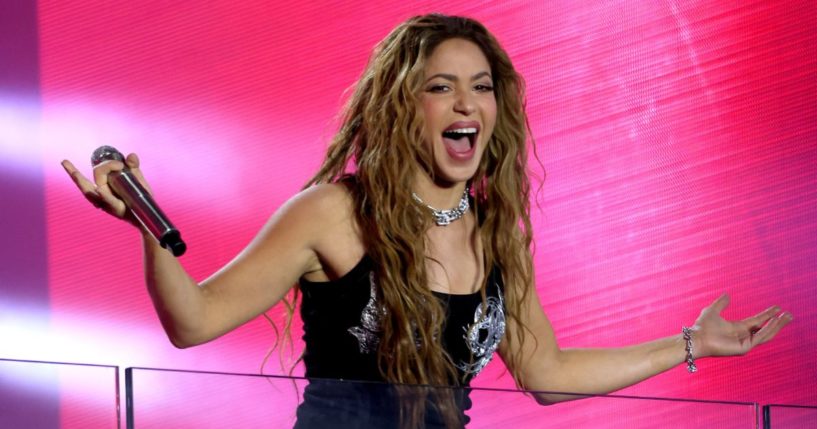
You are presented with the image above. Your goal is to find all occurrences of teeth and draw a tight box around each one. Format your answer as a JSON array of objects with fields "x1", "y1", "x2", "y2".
[{"x1": 446, "y1": 127, "x2": 478, "y2": 134}]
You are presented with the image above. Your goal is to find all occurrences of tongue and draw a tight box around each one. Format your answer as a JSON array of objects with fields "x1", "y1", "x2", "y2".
[{"x1": 443, "y1": 135, "x2": 470, "y2": 153}]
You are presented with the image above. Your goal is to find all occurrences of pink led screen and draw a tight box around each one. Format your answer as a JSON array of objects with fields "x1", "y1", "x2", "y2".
[{"x1": 1, "y1": 0, "x2": 815, "y2": 427}]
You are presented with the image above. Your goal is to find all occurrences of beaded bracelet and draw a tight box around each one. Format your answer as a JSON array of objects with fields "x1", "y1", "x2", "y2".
[{"x1": 682, "y1": 326, "x2": 697, "y2": 373}]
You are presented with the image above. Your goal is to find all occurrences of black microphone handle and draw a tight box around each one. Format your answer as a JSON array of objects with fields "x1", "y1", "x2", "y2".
[{"x1": 108, "y1": 169, "x2": 186, "y2": 257}]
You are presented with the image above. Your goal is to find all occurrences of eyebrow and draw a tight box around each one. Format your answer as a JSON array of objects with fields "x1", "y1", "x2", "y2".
[{"x1": 425, "y1": 71, "x2": 492, "y2": 83}]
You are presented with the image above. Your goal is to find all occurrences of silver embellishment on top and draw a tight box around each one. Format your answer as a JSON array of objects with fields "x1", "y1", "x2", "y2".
[
  {"x1": 347, "y1": 272, "x2": 386, "y2": 354},
  {"x1": 457, "y1": 283, "x2": 506, "y2": 376},
  {"x1": 412, "y1": 187, "x2": 470, "y2": 226}
]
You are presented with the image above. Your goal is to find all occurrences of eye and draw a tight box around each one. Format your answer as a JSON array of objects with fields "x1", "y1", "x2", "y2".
[
  {"x1": 474, "y1": 83, "x2": 494, "y2": 92},
  {"x1": 427, "y1": 84, "x2": 451, "y2": 93}
]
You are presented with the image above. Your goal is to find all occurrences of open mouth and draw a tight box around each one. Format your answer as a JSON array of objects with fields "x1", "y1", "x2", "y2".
[{"x1": 441, "y1": 126, "x2": 479, "y2": 154}]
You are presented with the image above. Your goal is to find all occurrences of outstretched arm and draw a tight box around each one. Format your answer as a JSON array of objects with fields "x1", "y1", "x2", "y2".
[{"x1": 500, "y1": 288, "x2": 792, "y2": 404}]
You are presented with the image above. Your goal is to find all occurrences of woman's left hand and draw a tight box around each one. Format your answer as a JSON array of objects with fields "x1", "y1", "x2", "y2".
[{"x1": 691, "y1": 294, "x2": 792, "y2": 359}]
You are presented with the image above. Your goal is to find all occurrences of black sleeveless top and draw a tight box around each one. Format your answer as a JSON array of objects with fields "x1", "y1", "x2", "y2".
[{"x1": 295, "y1": 256, "x2": 506, "y2": 428}]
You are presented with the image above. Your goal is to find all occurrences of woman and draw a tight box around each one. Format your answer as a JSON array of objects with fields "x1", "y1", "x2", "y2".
[{"x1": 62, "y1": 14, "x2": 791, "y2": 428}]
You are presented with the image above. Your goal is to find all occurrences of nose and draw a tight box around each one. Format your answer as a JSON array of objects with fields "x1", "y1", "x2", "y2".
[{"x1": 454, "y1": 91, "x2": 476, "y2": 116}]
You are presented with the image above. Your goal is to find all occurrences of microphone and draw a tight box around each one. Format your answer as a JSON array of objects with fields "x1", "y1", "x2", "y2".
[{"x1": 91, "y1": 146, "x2": 187, "y2": 257}]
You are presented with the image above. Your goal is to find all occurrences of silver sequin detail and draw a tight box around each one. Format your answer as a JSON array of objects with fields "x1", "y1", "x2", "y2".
[
  {"x1": 347, "y1": 272, "x2": 386, "y2": 353},
  {"x1": 457, "y1": 283, "x2": 505, "y2": 376}
]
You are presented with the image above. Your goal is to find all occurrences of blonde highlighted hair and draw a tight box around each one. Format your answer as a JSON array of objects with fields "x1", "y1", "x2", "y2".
[{"x1": 302, "y1": 13, "x2": 536, "y2": 426}]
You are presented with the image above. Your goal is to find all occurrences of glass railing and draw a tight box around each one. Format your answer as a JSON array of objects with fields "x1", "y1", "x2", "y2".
[
  {"x1": 0, "y1": 358, "x2": 120, "y2": 428},
  {"x1": 125, "y1": 367, "x2": 760, "y2": 428},
  {"x1": 763, "y1": 404, "x2": 817, "y2": 429},
  {"x1": 8, "y1": 360, "x2": 810, "y2": 428}
]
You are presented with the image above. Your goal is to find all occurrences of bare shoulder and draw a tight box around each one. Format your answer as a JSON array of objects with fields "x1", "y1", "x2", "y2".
[
  {"x1": 279, "y1": 182, "x2": 365, "y2": 281},
  {"x1": 279, "y1": 183, "x2": 355, "y2": 236},
  {"x1": 293, "y1": 182, "x2": 355, "y2": 214}
]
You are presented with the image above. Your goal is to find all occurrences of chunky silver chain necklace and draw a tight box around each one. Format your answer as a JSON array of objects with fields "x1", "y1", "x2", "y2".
[{"x1": 412, "y1": 188, "x2": 470, "y2": 226}]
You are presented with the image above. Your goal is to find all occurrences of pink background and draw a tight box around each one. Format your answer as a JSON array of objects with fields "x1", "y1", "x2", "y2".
[{"x1": 1, "y1": 0, "x2": 815, "y2": 427}]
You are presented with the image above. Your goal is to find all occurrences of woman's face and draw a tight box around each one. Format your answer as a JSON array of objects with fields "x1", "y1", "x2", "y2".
[{"x1": 419, "y1": 38, "x2": 497, "y2": 186}]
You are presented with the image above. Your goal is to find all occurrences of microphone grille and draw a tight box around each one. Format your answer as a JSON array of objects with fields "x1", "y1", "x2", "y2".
[{"x1": 91, "y1": 146, "x2": 124, "y2": 166}]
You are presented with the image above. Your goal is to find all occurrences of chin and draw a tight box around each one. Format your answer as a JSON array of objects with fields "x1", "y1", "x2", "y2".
[{"x1": 432, "y1": 163, "x2": 480, "y2": 186}]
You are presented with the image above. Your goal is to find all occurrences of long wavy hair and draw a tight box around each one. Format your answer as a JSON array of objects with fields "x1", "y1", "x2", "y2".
[{"x1": 301, "y1": 13, "x2": 536, "y2": 426}]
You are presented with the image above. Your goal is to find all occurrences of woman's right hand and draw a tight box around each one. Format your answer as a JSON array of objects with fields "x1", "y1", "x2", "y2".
[{"x1": 61, "y1": 152, "x2": 152, "y2": 230}]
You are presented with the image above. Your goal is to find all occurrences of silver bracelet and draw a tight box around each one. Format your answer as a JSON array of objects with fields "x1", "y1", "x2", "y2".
[{"x1": 682, "y1": 326, "x2": 697, "y2": 373}]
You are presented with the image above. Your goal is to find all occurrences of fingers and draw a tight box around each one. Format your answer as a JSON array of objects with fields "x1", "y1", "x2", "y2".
[
  {"x1": 91, "y1": 160, "x2": 129, "y2": 213},
  {"x1": 62, "y1": 157, "x2": 128, "y2": 216},
  {"x1": 62, "y1": 159, "x2": 105, "y2": 207},
  {"x1": 704, "y1": 294, "x2": 731, "y2": 315},
  {"x1": 750, "y1": 311, "x2": 793, "y2": 346},
  {"x1": 92, "y1": 159, "x2": 124, "y2": 188},
  {"x1": 124, "y1": 153, "x2": 153, "y2": 195},
  {"x1": 125, "y1": 152, "x2": 140, "y2": 169},
  {"x1": 742, "y1": 305, "x2": 781, "y2": 332},
  {"x1": 61, "y1": 159, "x2": 87, "y2": 188}
]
